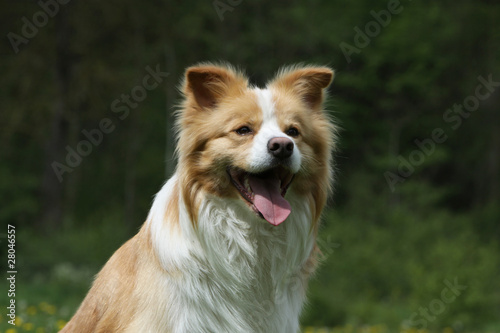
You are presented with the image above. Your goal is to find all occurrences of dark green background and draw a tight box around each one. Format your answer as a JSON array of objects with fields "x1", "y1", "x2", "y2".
[{"x1": 1, "y1": 0, "x2": 499, "y2": 331}]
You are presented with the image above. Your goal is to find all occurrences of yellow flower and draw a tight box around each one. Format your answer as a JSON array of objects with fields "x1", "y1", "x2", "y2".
[
  {"x1": 39, "y1": 302, "x2": 56, "y2": 315},
  {"x1": 57, "y1": 320, "x2": 68, "y2": 330},
  {"x1": 15, "y1": 316, "x2": 23, "y2": 326},
  {"x1": 23, "y1": 322, "x2": 35, "y2": 331},
  {"x1": 6, "y1": 328, "x2": 17, "y2": 333},
  {"x1": 27, "y1": 306, "x2": 38, "y2": 316}
]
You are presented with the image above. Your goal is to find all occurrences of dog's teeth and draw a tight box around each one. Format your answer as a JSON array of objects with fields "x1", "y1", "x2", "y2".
[{"x1": 244, "y1": 177, "x2": 251, "y2": 192}]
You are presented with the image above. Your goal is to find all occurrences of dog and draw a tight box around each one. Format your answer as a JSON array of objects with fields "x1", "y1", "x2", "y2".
[{"x1": 61, "y1": 63, "x2": 335, "y2": 333}]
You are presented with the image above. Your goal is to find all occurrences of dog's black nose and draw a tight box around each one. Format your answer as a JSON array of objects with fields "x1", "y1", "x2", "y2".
[{"x1": 268, "y1": 137, "x2": 294, "y2": 159}]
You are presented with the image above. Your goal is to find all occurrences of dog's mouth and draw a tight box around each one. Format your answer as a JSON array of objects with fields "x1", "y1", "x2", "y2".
[{"x1": 228, "y1": 166, "x2": 294, "y2": 226}]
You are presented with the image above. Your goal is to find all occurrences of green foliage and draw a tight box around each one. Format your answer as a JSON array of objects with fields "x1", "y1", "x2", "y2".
[{"x1": 304, "y1": 204, "x2": 500, "y2": 331}]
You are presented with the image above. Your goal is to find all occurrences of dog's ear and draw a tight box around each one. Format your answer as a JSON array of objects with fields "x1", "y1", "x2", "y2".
[
  {"x1": 271, "y1": 66, "x2": 334, "y2": 109},
  {"x1": 184, "y1": 64, "x2": 247, "y2": 110}
]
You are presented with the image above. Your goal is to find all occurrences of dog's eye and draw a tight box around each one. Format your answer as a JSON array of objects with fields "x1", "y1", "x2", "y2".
[
  {"x1": 286, "y1": 127, "x2": 300, "y2": 137},
  {"x1": 235, "y1": 126, "x2": 252, "y2": 135}
]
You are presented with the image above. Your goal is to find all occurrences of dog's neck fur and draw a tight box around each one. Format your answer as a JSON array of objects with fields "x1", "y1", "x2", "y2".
[{"x1": 146, "y1": 173, "x2": 316, "y2": 332}]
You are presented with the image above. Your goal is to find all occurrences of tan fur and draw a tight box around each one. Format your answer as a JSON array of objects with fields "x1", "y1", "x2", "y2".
[
  {"x1": 62, "y1": 182, "x2": 181, "y2": 332},
  {"x1": 61, "y1": 227, "x2": 157, "y2": 332},
  {"x1": 176, "y1": 64, "x2": 255, "y2": 224}
]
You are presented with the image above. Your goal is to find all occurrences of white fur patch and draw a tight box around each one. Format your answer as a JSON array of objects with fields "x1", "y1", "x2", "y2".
[
  {"x1": 146, "y1": 177, "x2": 314, "y2": 333},
  {"x1": 147, "y1": 174, "x2": 198, "y2": 271},
  {"x1": 249, "y1": 88, "x2": 301, "y2": 173}
]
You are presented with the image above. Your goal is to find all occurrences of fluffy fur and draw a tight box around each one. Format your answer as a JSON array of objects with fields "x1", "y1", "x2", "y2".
[{"x1": 61, "y1": 63, "x2": 336, "y2": 333}]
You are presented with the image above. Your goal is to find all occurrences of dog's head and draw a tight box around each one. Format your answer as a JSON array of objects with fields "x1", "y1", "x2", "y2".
[{"x1": 176, "y1": 63, "x2": 335, "y2": 227}]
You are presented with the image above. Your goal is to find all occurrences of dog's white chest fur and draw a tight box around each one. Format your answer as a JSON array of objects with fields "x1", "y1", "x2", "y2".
[{"x1": 146, "y1": 175, "x2": 314, "y2": 333}]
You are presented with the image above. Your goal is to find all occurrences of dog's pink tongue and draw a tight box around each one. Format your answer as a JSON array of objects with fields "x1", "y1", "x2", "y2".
[{"x1": 249, "y1": 175, "x2": 291, "y2": 226}]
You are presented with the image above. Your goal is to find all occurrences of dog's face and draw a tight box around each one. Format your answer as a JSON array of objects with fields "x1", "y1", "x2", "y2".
[{"x1": 176, "y1": 64, "x2": 335, "y2": 226}]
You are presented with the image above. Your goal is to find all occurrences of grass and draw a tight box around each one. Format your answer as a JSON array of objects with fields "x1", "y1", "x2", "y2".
[
  {"x1": 0, "y1": 265, "x2": 92, "y2": 333},
  {"x1": 1, "y1": 268, "x2": 499, "y2": 333},
  {"x1": 1, "y1": 302, "x2": 67, "y2": 333}
]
